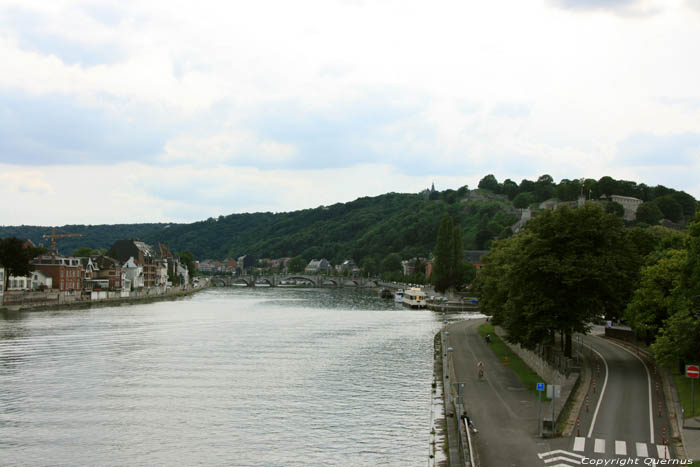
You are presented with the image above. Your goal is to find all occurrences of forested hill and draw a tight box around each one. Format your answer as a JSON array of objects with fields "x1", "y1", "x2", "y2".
[
  {"x1": 0, "y1": 189, "x2": 518, "y2": 263},
  {"x1": 140, "y1": 190, "x2": 518, "y2": 263},
  {"x1": 138, "y1": 190, "x2": 521, "y2": 263},
  {"x1": 0, "y1": 223, "x2": 172, "y2": 257},
  {"x1": 2, "y1": 175, "x2": 697, "y2": 264}
]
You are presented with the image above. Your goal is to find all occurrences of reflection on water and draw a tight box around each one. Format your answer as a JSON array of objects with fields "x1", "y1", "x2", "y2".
[{"x1": 0, "y1": 288, "x2": 475, "y2": 466}]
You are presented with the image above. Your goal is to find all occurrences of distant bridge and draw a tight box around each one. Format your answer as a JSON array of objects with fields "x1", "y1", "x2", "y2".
[{"x1": 210, "y1": 274, "x2": 382, "y2": 288}]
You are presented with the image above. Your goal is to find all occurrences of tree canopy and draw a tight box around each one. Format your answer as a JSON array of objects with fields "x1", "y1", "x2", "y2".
[
  {"x1": 431, "y1": 215, "x2": 475, "y2": 293},
  {"x1": 0, "y1": 237, "x2": 46, "y2": 288},
  {"x1": 475, "y1": 203, "x2": 640, "y2": 356}
]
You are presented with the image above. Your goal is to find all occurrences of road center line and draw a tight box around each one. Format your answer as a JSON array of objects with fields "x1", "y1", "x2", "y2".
[{"x1": 587, "y1": 343, "x2": 609, "y2": 438}]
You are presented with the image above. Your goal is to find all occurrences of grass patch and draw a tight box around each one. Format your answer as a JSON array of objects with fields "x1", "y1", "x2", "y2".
[
  {"x1": 673, "y1": 373, "x2": 700, "y2": 419},
  {"x1": 478, "y1": 323, "x2": 550, "y2": 400}
]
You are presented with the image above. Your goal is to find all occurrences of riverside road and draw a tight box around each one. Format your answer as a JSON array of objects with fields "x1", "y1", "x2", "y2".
[{"x1": 445, "y1": 320, "x2": 678, "y2": 467}]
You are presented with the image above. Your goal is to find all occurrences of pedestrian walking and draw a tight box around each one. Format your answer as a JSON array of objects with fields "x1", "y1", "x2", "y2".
[{"x1": 461, "y1": 411, "x2": 478, "y2": 433}]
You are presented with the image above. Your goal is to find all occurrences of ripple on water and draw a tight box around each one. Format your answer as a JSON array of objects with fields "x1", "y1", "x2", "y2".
[{"x1": 0, "y1": 288, "x2": 478, "y2": 466}]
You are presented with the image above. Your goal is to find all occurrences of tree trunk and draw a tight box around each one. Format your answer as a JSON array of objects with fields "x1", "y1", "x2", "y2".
[{"x1": 564, "y1": 328, "x2": 572, "y2": 358}]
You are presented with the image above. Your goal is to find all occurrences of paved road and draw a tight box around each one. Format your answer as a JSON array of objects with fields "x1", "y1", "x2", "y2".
[
  {"x1": 544, "y1": 335, "x2": 675, "y2": 464},
  {"x1": 446, "y1": 319, "x2": 678, "y2": 466},
  {"x1": 446, "y1": 319, "x2": 553, "y2": 467}
]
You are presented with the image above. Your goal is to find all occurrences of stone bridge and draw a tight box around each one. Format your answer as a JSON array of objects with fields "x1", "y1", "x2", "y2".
[{"x1": 210, "y1": 274, "x2": 381, "y2": 288}]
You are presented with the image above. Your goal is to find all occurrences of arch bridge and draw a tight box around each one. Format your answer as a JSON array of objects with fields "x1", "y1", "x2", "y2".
[{"x1": 211, "y1": 274, "x2": 380, "y2": 288}]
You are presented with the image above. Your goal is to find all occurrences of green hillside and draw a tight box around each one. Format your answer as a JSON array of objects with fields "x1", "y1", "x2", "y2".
[
  {"x1": 0, "y1": 223, "x2": 173, "y2": 257},
  {"x1": 2, "y1": 175, "x2": 697, "y2": 265}
]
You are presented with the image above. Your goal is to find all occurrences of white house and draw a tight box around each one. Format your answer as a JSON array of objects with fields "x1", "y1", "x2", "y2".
[
  {"x1": 7, "y1": 275, "x2": 32, "y2": 291},
  {"x1": 305, "y1": 259, "x2": 331, "y2": 274},
  {"x1": 31, "y1": 270, "x2": 53, "y2": 290},
  {"x1": 122, "y1": 256, "x2": 145, "y2": 289},
  {"x1": 177, "y1": 263, "x2": 189, "y2": 285}
]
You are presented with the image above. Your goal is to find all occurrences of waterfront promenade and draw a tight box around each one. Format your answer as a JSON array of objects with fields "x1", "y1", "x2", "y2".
[
  {"x1": 0, "y1": 281, "x2": 209, "y2": 312},
  {"x1": 444, "y1": 319, "x2": 544, "y2": 467}
]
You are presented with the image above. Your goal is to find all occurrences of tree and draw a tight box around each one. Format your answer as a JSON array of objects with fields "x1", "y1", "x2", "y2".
[
  {"x1": 651, "y1": 308, "x2": 700, "y2": 373},
  {"x1": 502, "y1": 179, "x2": 519, "y2": 200},
  {"x1": 287, "y1": 256, "x2": 307, "y2": 273},
  {"x1": 655, "y1": 195, "x2": 683, "y2": 223},
  {"x1": 73, "y1": 247, "x2": 99, "y2": 257},
  {"x1": 475, "y1": 229, "x2": 494, "y2": 250},
  {"x1": 513, "y1": 192, "x2": 535, "y2": 209},
  {"x1": 360, "y1": 256, "x2": 378, "y2": 276},
  {"x1": 478, "y1": 174, "x2": 501, "y2": 193},
  {"x1": 475, "y1": 204, "x2": 639, "y2": 357},
  {"x1": 605, "y1": 201, "x2": 625, "y2": 218},
  {"x1": 621, "y1": 213, "x2": 700, "y2": 370},
  {"x1": 177, "y1": 250, "x2": 196, "y2": 279},
  {"x1": 432, "y1": 216, "x2": 454, "y2": 293},
  {"x1": 635, "y1": 202, "x2": 663, "y2": 225},
  {"x1": 380, "y1": 253, "x2": 402, "y2": 274},
  {"x1": 0, "y1": 237, "x2": 44, "y2": 291},
  {"x1": 624, "y1": 249, "x2": 686, "y2": 344},
  {"x1": 432, "y1": 215, "x2": 471, "y2": 293},
  {"x1": 534, "y1": 174, "x2": 555, "y2": 202}
]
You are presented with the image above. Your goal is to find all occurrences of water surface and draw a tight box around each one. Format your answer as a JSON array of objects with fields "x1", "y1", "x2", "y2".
[{"x1": 0, "y1": 287, "x2": 474, "y2": 466}]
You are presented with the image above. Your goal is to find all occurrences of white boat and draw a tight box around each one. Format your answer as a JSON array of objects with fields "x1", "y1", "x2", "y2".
[
  {"x1": 394, "y1": 289, "x2": 404, "y2": 303},
  {"x1": 403, "y1": 287, "x2": 427, "y2": 309}
]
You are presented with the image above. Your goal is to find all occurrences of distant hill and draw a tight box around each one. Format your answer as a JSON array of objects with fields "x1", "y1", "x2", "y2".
[
  {"x1": 0, "y1": 223, "x2": 174, "y2": 257},
  {"x1": 3, "y1": 175, "x2": 697, "y2": 264}
]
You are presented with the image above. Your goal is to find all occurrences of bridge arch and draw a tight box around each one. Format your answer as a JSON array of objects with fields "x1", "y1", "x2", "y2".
[{"x1": 283, "y1": 276, "x2": 317, "y2": 287}]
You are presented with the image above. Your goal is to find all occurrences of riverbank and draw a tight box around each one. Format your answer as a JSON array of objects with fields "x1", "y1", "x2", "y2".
[{"x1": 0, "y1": 282, "x2": 210, "y2": 313}]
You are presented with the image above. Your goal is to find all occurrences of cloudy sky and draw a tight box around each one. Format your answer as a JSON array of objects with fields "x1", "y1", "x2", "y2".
[{"x1": 1, "y1": 0, "x2": 700, "y2": 225}]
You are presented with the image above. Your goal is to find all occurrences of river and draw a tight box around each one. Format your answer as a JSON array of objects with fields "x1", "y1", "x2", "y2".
[{"x1": 0, "y1": 287, "x2": 477, "y2": 466}]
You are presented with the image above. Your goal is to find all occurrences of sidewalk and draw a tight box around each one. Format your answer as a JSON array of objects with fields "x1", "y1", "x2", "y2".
[
  {"x1": 444, "y1": 318, "x2": 548, "y2": 467},
  {"x1": 681, "y1": 415, "x2": 700, "y2": 461}
]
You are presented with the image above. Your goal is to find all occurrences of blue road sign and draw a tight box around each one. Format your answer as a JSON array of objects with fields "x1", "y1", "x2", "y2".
[{"x1": 536, "y1": 382, "x2": 545, "y2": 391}]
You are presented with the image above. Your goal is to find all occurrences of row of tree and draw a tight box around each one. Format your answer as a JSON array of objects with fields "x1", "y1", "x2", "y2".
[
  {"x1": 624, "y1": 215, "x2": 700, "y2": 372},
  {"x1": 477, "y1": 174, "x2": 698, "y2": 224},
  {"x1": 474, "y1": 200, "x2": 700, "y2": 370},
  {"x1": 0, "y1": 238, "x2": 46, "y2": 291},
  {"x1": 475, "y1": 203, "x2": 647, "y2": 357}
]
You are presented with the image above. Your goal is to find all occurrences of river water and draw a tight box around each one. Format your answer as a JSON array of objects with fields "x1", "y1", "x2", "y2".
[{"x1": 0, "y1": 287, "x2": 475, "y2": 466}]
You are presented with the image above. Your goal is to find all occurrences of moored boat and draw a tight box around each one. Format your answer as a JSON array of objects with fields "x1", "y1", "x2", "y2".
[
  {"x1": 394, "y1": 289, "x2": 404, "y2": 303},
  {"x1": 402, "y1": 287, "x2": 427, "y2": 309}
]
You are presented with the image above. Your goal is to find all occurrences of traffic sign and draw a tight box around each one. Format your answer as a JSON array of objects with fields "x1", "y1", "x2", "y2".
[
  {"x1": 686, "y1": 364, "x2": 700, "y2": 379},
  {"x1": 547, "y1": 384, "x2": 561, "y2": 399},
  {"x1": 537, "y1": 382, "x2": 545, "y2": 391}
]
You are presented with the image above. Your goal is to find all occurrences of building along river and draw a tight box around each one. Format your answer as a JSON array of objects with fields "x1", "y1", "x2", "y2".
[{"x1": 0, "y1": 287, "x2": 478, "y2": 466}]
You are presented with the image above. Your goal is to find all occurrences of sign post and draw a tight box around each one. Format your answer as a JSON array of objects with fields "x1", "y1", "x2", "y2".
[
  {"x1": 537, "y1": 382, "x2": 545, "y2": 437},
  {"x1": 547, "y1": 384, "x2": 561, "y2": 434},
  {"x1": 687, "y1": 364, "x2": 699, "y2": 415}
]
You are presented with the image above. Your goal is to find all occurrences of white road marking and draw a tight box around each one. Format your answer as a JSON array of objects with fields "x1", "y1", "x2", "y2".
[
  {"x1": 573, "y1": 436, "x2": 586, "y2": 452},
  {"x1": 606, "y1": 339, "x2": 655, "y2": 443},
  {"x1": 538, "y1": 450, "x2": 585, "y2": 459},
  {"x1": 636, "y1": 442, "x2": 648, "y2": 457},
  {"x1": 594, "y1": 438, "x2": 605, "y2": 453},
  {"x1": 656, "y1": 444, "x2": 670, "y2": 459},
  {"x1": 587, "y1": 345, "x2": 610, "y2": 438},
  {"x1": 543, "y1": 456, "x2": 582, "y2": 464},
  {"x1": 615, "y1": 440, "x2": 627, "y2": 455}
]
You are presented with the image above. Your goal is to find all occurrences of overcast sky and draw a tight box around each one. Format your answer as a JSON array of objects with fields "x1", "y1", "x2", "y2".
[{"x1": 2, "y1": 0, "x2": 700, "y2": 225}]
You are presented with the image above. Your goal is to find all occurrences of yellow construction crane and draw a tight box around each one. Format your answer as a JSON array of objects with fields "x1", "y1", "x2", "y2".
[{"x1": 42, "y1": 228, "x2": 83, "y2": 252}]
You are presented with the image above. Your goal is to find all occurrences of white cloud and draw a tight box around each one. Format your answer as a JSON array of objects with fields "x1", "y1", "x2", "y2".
[
  {"x1": 159, "y1": 131, "x2": 298, "y2": 165},
  {"x1": 1, "y1": 0, "x2": 699, "y2": 223}
]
